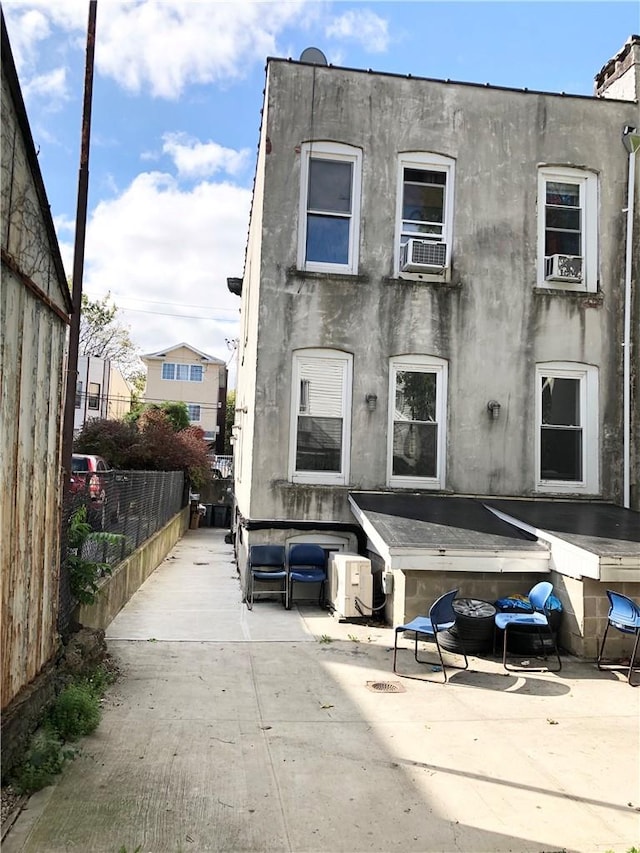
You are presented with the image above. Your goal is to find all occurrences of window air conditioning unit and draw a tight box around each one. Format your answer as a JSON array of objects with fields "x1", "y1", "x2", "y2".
[
  {"x1": 328, "y1": 554, "x2": 373, "y2": 619},
  {"x1": 400, "y1": 238, "x2": 447, "y2": 272},
  {"x1": 545, "y1": 254, "x2": 583, "y2": 282}
]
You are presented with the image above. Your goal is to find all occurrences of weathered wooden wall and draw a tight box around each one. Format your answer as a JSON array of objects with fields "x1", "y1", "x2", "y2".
[{"x1": 1, "y1": 15, "x2": 71, "y2": 710}]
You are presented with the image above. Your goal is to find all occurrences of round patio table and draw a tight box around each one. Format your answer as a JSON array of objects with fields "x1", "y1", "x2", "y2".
[{"x1": 438, "y1": 597, "x2": 496, "y2": 655}]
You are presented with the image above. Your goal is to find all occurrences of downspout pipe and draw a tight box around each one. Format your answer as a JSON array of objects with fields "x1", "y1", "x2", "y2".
[{"x1": 622, "y1": 125, "x2": 640, "y2": 509}]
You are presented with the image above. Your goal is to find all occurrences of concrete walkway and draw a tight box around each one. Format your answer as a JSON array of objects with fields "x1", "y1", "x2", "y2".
[{"x1": 4, "y1": 528, "x2": 639, "y2": 853}]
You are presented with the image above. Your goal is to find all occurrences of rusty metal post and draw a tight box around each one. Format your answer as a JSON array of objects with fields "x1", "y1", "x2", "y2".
[
  {"x1": 59, "y1": 1, "x2": 97, "y2": 635},
  {"x1": 61, "y1": 0, "x2": 97, "y2": 487}
]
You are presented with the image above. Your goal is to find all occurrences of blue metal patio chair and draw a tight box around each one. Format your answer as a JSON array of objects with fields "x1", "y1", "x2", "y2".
[
  {"x1": 494, "y1": 581, "x2": 562, "y2": 672},
  {"x1": 287, "y1": 544, "x2": 326, "y2": 609},
  {"x1": 393, "y1": 589, "x2": 469, "y2": 682},
  {"x1": 246, "y1": 545, "x2": 288, "y2": 610},
  {"x1": 597, "y1": 590, "x2": 640, "y2": 686}
]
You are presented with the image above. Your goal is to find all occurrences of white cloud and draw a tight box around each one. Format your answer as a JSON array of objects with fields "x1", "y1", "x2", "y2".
[
  {"x1": 325, "y1": 9, "x2": 390, "y2": 53},
  {"x1": 6, "y1": 0, "x2": 315, "y2": 100},
  {"x1": 80, "y1": 170, "x2": 250, "y2": 368},
  {"x1": 2, "y1": 7, "x2": 50, "y2": 70},
  {"x1": 161, "y1": 133, "x2": 250, "y2": 179},
  {"x1": 96, "y1": 1, "x2": 313, "y2": 98},
  {"x1": 23, "y1": 66, "x2": 69, "y2": 103}
]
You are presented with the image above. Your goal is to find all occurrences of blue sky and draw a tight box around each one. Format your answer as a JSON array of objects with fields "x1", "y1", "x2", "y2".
[{"x1": 3, "y1": 1, "x2": 638, "y2": 380}]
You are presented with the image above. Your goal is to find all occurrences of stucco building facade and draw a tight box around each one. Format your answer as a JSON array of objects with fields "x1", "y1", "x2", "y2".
[{"x1": 231, "y1": 38, "x2": 640, "y2": 657}]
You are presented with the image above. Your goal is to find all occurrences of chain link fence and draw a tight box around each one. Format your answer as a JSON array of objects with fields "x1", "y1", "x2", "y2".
[{"x1": 59, "y1": 470, "x2": 187, "y2": 634}]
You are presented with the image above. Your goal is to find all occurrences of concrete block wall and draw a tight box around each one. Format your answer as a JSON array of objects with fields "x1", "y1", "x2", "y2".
[
  {"x1": 551, "y1": 573, "x2": 585, "y2": 657},
  {"x1": 76, "y1": 507, "x2": 190, "y2": 630},
  {"x1": 572, "y1": 577, "x2": 640, "y2": 660},
  {"x1": 401, "y1": 571, "x2": 549, "y2": 625},
  {"x1": 395, "y1": 569, "x2": 640, "y2": 661}
]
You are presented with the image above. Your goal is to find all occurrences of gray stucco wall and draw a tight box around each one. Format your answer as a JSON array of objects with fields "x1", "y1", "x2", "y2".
[{"x1": 239, "y1": 61, "x2": 638, "y2": 525}]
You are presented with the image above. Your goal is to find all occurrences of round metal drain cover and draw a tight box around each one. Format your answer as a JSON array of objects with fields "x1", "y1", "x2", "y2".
[{"x1": 366, "y1": 680, "x2": 406, "y2": 693}]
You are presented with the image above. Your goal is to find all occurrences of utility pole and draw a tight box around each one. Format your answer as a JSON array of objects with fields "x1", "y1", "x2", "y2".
[{"x1": 61, "y1": 1, "x2": 97, "y2": 486}]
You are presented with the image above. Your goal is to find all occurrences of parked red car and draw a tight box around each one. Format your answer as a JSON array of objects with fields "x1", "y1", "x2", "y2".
[
  {"x1": 69, "y1": 453, "x2": 113, "y2": 529},
  {"x1": 70, "y1": 454, "x2": 112, "y2": 504}
]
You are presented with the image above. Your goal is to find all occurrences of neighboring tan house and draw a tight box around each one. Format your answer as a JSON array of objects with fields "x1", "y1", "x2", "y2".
[
  {"x1": 74, "y1": 355, "x2": 132, "y2": 432},
  {"x1": 1, "y1": 10, "x2": 72, "y2": 770},
  {"x1": 142, "y1": 343, "x2": 228, "y2": 452},
  {"x1": 231, "y1": 37, "x2": 640, "y2": 658}
]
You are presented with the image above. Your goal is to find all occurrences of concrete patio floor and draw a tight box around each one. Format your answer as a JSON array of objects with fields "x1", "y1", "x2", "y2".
[{"x1": 4, "y1": 527, "x2": 639, "y2": 853}]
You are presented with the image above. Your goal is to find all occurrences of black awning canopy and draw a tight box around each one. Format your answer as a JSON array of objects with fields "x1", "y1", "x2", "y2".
[{"x1": 348, "y1": 493, "x2": 640, "y2": 578}]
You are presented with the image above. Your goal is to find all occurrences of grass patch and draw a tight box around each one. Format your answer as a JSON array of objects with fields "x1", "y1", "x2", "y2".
[
  {"x1": 49, "y1": 682, "x2": 101, "y2": 742},
  {"x1": 10, "y1": 664, "x2": 116, "y2": 795},
  {"x1": 11, "y1": 726, "x2": 75, "y2": 794}
]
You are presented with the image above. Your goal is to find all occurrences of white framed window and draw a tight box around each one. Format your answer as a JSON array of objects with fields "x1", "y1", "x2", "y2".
[
  {"x1": 537, "y1": 167, "x2": 598, "y2": 291},
  {"x1": 161, "y1": 363, "x2": 204, "y2": 382},
  {"x1": 298, "y1": 142, "x2": 362, "y2": 274},
  {"x1": 395, "y1": 153, "x2": 455, "y2": 279},
  {"x1": 387, "y1": 355, "x2": 447, "y2": 489},
  {"x1": 535, "y1": 362, "x2": 599, "y2": 494},
  {"x1": 75, "y1": 381, "x2": 82, "y2": 409},
  {"x1": 290, "y1": 349, "x2": 353, "y2": 485},
  {"x1": 88, "y1": 382, "x2": 100, "y2": 410},
  {"x1": 187, "y1": 404, "x2": 201, "y2": 422}
]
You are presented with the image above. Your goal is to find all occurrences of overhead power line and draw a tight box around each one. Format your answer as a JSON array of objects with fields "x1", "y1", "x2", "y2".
[{"x1": 118, "y1": 306, "x2": 239, "y2": 321}]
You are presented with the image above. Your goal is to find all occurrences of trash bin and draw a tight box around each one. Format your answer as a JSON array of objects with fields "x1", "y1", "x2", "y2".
[
  {"x1": 204, "y1": 504, "x2": 213, "y2": 527},
  {"x1": 213, "y1": 505, "x2": 228, "y2": 527}
]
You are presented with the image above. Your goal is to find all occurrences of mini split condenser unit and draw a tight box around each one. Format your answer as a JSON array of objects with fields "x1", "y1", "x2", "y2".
[
  {"x1": 328, "y1": 554, "x2": 373, "y2": 619},
  {"x1": 400, "y1": 238, "x2": 447, "y2": 272},
  {"x1": 544, "y1": 253, "x2": 583, "y2": 282}
]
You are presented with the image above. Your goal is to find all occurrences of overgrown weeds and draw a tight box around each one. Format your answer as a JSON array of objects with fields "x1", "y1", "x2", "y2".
[
  {"x1": 49, "y1": 682, "x2": 101, "y2": 742},
  {"x1": 11, "y1": 726, "x2": 75, "y2": 794},
  {"x1": 10, "y1": 665, "x2": 115, "y2": 795},
  {"x1": 65, "y1": 506, "x2": 125, "y2": 604}
]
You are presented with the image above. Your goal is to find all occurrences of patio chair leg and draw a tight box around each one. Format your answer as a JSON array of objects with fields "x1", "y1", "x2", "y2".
[
  {"x1": 596, "y1": 623, "x2": 611, "y2": 671},
  {"x1": 502, "y1": 624, "x2": 561, "y2": 672},
  {"x1": 433, "y1": 634, "x2": 448, "y2": 683},
  {"x1": 628, "y1": 632, "x2": 640, "y2": 687}
]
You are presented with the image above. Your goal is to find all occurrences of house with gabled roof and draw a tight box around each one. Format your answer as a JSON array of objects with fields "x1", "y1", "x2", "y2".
[{"x1": 142, "y1": 342, "x2": 228, "y2": 452}]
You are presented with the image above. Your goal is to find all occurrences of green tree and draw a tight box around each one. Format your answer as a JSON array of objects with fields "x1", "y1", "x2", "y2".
[
  {"x1": 155, "y1": 401, "x2": 190, "y2": 432},
  {"x1": 224, "y1": 389, "x2": 236, "y2": 454},
  {"x1": 73, "y1": 410, "x2": 211, "y2": 488},
  {"x1": 125, "y1": 401, "x2": 190, "y2": 431},
  {"x1": 79, "y1": 292, "x2": 144, "y2": 382}
]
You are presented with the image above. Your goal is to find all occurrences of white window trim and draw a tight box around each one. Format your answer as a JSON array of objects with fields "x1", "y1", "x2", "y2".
[
  {"x1": 535, "y1": 362, "x2": 599, "y2": 494},
  {"x1": 297, "y1": 141, "x2": 362, "y2": 275},
  {"x1": 289, "y1": 348, "x2": 353, "y2": 486},
  {"x1": 537, "y1": 166, "x2": 598, "y2": 292},
  {"x1": 394, "y1": 152, "x2": 456, "y2": 281},
  {"x1": 187, "y1": 404, "x2": 201, "y2": 422},
  {"x1": 161, "y1": 362, "x2": 204, "y2": 382},
  {"x1": 387, "y1": 355, "x2": 448, "y2": 490}
]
